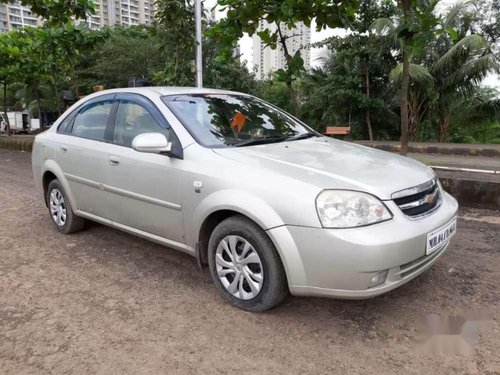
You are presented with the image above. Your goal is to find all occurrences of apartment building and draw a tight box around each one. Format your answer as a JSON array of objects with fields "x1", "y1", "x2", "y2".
[
  {"x1": 252, "y1": 20, "x2": 311, "y2": 80},
  {"x1": 0, "y1": 0, "x2": 155, "y2": 32},
  {"x1": 0, "y1": 2, "x2": 42, "y2": 32},
  {"x1": 79, "y1": 0, "x2": 156, "y2": 29}
]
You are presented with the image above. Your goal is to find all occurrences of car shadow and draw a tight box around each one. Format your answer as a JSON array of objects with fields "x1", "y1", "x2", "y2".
[{"x1": 70, "y1": 220, "x2": 455, "y2": 342}]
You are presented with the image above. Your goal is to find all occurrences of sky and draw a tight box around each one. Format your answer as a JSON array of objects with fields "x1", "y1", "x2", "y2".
[{"x1": 206, "y1": 0, "x2": 499, "y2": 89}]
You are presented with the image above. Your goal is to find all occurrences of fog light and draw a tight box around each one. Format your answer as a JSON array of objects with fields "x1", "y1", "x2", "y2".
[{"x1": 368, "y1": 270, "x2": 388, "y2": 288}]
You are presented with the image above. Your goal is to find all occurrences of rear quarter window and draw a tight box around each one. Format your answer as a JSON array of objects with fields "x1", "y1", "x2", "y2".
[{"x1": 57, "y1": 113, "x2": 75, "y2": 133}]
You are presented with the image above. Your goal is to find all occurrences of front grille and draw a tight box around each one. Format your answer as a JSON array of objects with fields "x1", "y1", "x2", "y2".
[{"x1": 392, "y1": 178, "x2": 442, "y2": 218}]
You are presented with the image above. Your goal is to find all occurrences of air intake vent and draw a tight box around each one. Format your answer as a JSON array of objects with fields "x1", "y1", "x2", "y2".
[{"x1": 392, "y1": 179, "x2": 442, "y2": 218}]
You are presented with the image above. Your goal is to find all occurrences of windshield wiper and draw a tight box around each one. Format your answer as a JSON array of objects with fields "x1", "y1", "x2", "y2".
[
  {"x1": 231, "y1": 135, "x2": 290, "y2": 147},
  {"x1": 287, "y1": 132, "x2": 321, "y2": 141}
]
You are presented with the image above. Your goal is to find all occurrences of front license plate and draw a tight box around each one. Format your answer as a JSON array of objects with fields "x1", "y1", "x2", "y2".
[{"x1": 426, "y1": 218, "x2": 457, "y2": 255}]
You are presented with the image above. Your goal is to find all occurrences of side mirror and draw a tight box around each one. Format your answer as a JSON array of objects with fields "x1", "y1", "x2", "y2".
[{"x1": 132, "y1": 133, "x2": 172, "y2": 154}]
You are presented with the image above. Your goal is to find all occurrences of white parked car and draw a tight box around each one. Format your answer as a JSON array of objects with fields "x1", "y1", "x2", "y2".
[{"x1": 32, "y1": 87, "x2": 458, "y2": 311}]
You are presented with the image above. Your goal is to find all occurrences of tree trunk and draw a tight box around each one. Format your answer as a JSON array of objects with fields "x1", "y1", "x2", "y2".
[
  {"x1": 277, "y1": 23, "x2": 299, "y2": 117},
  {"x1": 71, "y1": 62, "x2": 79, "y2": 105},
  {"x1": 52, "y1": 74, "x2": 62, "y2": 116},
  {"x1": 2, "y1": 80, "x2": 11, "y2": 136},
  {"x1": 364, "y1": 65, "x2": 373, "y2": 141},
  {"x1": 400, "y1": 49, "x2": 410, "y2": 155},
  {"x1": 287, "y1": 80, "x2": 300, "y2": 117},
  {"x1": 439, "y1": 109, "x2": 452, "y2": 142},
  {"x1": 35, "y1": 82, "x2": 42, "y2": 128},
  {"x1": 408, "y1": 88, "x2": 416, "y2": 141},
  {"x1": 175, "y1": 45, "x2": 180, "y2": 85},
  {"x1": 399, "y1": 0, "x2": 411, "y2": 156}
]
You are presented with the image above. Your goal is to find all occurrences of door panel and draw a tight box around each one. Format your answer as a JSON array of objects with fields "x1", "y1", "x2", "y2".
[
  {"x1": 102, "y1": 96, "x2": 185, "y2": 243},
  {"x1": 55, "y1": 96, "x2": 115, "y2": 218},
  {"x1": 102, "y1": 145, "x2": 185, "y2": 243},
  {"x1": 56, "y1": 135, "x2": 110, "y2": 216}
]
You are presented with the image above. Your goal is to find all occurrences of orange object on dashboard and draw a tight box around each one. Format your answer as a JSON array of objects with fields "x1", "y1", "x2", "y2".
[{"x1": 231, "y1": 112, "x2": 247, "y2": 133}]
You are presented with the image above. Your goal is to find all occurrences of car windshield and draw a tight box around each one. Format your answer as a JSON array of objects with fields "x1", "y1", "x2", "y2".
[{"x1": 162, "y1": 94, "x2": 313, "y2": 147}]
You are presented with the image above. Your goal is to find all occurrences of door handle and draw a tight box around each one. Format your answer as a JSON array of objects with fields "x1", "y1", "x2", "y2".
[
  {"x1": 108, "y1": 155, "x2": 120, "y2": 166},
  {"x1": 60, "y1": 145, "x2": 68, "y2": 152}
]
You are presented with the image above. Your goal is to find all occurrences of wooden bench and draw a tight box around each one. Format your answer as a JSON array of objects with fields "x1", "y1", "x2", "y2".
[{"x1": 324, "y1": 126, "x2": 350, "y2": 136}]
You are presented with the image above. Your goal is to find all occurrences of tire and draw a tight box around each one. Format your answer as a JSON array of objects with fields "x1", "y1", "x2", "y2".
[
  {"x1": 46, "y1": 179, "x2": 85, "y2": 234},
  {"x1": 208, "y1": 215, "x2": 288, "y2": 312}
]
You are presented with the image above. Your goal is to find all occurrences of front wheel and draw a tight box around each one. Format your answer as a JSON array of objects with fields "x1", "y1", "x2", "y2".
[{"x1": 208, "y1": 215, "x2": 288, "y2": 312}]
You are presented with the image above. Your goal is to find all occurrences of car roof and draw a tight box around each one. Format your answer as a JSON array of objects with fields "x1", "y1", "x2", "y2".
[{"x1": 87, "y1": 86, "x2": 249, "y2": 98}]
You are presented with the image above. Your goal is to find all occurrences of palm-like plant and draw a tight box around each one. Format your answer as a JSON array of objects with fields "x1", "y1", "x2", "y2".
[
  {"x1": 11, "y1": 82, "x2": 59, "y2": 124},
  {"x1": 372, "y1": 0, "x2": 440, "y2": 153},
  {"x1": 430, "y1": 33, "x2": 499, "y2": 140},
  {"x1": 388, "y1": 63, "x2": 434, "y2": 140},
  {"x1": 373, "y1": 0, "x2": 499, "y2": 143}
]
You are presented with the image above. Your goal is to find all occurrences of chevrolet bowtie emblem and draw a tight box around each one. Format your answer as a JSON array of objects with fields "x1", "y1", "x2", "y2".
[{"x1": 425, "y1": 191, "x2": 437, "y2": 204}]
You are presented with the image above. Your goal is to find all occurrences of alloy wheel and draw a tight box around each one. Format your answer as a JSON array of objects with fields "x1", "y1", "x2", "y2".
[
  {"x1": 215, "y1": 235, "x2": 264, "y2": 300},
  {"x1": 49, "y1": 188, "x2": 67, "y2": 227}
]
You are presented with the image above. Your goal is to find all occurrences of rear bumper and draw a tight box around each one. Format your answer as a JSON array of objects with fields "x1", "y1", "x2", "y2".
[{"x1": 267, "y1": 191, "x2": 458, "y2": 299}]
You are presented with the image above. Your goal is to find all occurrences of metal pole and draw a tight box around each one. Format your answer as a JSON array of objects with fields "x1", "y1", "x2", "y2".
[{"x1": 195, "y1": 0, "x2": 203, "y2": 88}]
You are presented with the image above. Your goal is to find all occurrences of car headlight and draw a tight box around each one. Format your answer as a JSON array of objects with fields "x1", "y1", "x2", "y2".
[{"x1": 316, "y1": 190, "x2": 392, "y2": 228}]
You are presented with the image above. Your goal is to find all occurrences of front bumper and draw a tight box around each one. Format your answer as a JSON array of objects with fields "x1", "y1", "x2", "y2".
[{"x1": 267, "y1": 191, "x2": 459, "y2": 299}]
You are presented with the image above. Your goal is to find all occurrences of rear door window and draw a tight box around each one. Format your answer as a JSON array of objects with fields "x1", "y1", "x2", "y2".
[{"x1": 72, "y1": 100, "x2": 114, "y2": 141}]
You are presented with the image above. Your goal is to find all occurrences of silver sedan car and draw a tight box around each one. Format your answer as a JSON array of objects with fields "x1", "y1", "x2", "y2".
[{"x1": 32, "y1": 87, "x2": 458, "y2": 311}]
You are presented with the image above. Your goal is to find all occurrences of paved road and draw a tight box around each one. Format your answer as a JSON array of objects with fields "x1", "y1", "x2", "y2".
[
  {"x1": 0, "y1": 149, "x2": 499, "y2": 374},
  {"x1": 356, "y1": 140, "x2": 500, "y2": 154},
  {"x1": 409, "y1": 153, "x2": 500, "y2": 173}
]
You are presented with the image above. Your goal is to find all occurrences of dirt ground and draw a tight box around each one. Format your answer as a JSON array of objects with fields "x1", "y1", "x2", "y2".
[{"x1": 0, "y1": 148, "x2": 499, "y2": 374}]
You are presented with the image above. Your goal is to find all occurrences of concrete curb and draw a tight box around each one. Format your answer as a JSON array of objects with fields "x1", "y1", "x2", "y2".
[
  {"x1": 0, "y1": 137, "x2": 33, "y2": 152},
  {"x1": 356, "y1": 141, "x2": 500, "y2": 157},
  {"x1": 439, "y1": 175, "x2": 500, "y2": 210}
]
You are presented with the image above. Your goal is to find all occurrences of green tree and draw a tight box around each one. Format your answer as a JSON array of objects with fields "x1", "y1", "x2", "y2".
[
  {"x1": 0, "y1": 30, "x2": 20, "y2": 135},
  {"x1": 299, "y1": 53, "x2": 401, "y2": 139},
  {"x1": 373, "y1": 0, "x2": 440, "y2": 154},
  {"x1": 208, "y1": 0, "x2": 359, "y2": 116},
  {"x1": 321, "y1": 0, "x2": 398, "y2": 140},
  {"x1": 0, "y1": 0, "x2": 98, "y2": 123},
  {"x1": 260, "y1": 79, "x2": 294, "y2": 114},
  {"x1": 17, "y1": 27, "x2": 53, "y2": 123},
  {"x1": 1, "y1": 23, "x2": 102, "y2": 127},
  {"x1": 0, "y1": 28, "x2": 52, "y2": 124},
  {"x1": 152, "y1": 4, "x2": 259, "y2": 90},
  {"x1": 448, "y1": 87, "x2": 499, "y2": 143},
  {"x1": 462, "y1": 0, "x2": 499, "y2": 47},
  {"x1": 154, "y1": 0, "x2": 200, "y2": 86},
  {"x1": 203, "y1": 32, "x2": 260, "y2": 94},
  {"x1": 78, "y1": 26, "x2": 163, "y2": 90},
  {"x1": 11, "y1": 82, "x2": 59, "y2": 118},
  {"x1": 300, "y1": 67, "x2": 365, "y2": 133},
  {"x1": 385, "y1": 1, "x2": 499, "y2": 141},
  {"x1": 430, "y1": 35, "x2": 498, "y2": 140},
  {"x1": 41, "y1": 24, "x2": 102, "y2": 113}
]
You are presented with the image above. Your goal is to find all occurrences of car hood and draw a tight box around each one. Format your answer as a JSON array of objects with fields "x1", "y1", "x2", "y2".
[{"x1": 212, "y1": 137, "x2": 435, "y2": 200}]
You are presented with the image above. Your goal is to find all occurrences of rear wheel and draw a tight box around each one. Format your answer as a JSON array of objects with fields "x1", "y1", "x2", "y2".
[
  {"x1": 46, "y1": 179, "x2": 85, "y2": 234},
  {"x1": 208, "y1": 215, "x2": 288, "y2": 312}
]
